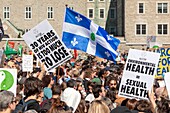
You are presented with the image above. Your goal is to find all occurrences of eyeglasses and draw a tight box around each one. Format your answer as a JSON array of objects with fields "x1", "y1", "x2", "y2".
[{"x1": 110, "y1": 83, "x2": 116, "y2": 86}]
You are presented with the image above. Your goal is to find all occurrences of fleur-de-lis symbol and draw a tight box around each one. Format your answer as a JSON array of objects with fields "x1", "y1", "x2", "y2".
[
  {"x1": 71, "y1": 38, "x2": 78, "y2": 46},
  {"x1": 105, "y1": 51, "x2": 111, "y2": 57},
  {"x1": 75, "y1": 15, "x2": 82, "y2": 22},
  {"x1": 107, "y1": 35, "x2": 112, "y2": 40}
]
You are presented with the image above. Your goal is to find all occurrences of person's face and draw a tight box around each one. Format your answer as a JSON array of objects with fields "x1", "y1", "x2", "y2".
[
  {"x1": 78, "y1": 83, "x2": 83, "y2": 91},
  {"x1": 109, "y1": 80, "x2": 117, "y2": 89},
  {"x1": 50, "y1": 78, "x2": 54, "y2": 85},
  {"x1": 9, "y1": 98, "x2": 17, "y2": 110}
]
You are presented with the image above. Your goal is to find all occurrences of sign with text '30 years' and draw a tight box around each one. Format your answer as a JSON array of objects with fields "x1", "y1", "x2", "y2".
[
  {"x1": 23, "y1": 20, "x2": 72, "y2": 71},
  {"x1": 118, "y1": 49, "x2": 160, "y2": 100}
]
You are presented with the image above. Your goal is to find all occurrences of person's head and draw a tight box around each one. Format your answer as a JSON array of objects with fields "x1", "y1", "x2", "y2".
[
  {"x1": 136, "y1": 100, "x2": 152, "y2": 113},
  {"x1": 52, "y1": 85, "x2": 62, "y2": 98},
  {"x1": 42, "y1": 75, "x2": 54, "y2": 88},
  {"x1": 126, "y1": 99, "x2": 138, "y2": 110},
  {"x1": 0, "y1": 90, "x2": 16, "y2": 112},
  {"x1": 101, "y1": 97, "x2": 114, "y2": 111},
  {"x1": 32, "y1": 67, "x2": 41, "y2": 77},
  {"x1": 48, "y1": 97, "x2": 72, "y2": 113},
  {"x1": 109, "y1": 78, "x2": 117, "y2": 89},
  {"x1": 92, "y1": 85, "x2": 105, "y2": 99},
  {"x1": 72, "y1": 69, "x2": 80, "y2": 78},
  {"x1": 75, "y1": 99, "x2": 86, "y2": 113},
  {"x1": 105, "y1": 88, "x2": 117, "y2": 103},
  {"x1": 156, "y1": 97, "x2": 170, "y2": 113},
  {"x1": 92, "y1": 85, "x2": 102, "y2": 99},
  {"x1": 88, "y1": 100, "x2": 110, "y2": 113},
  {"x1": 24, "y1": 77, "x2": 43, "y2": 98},
  {"x1": 67, "y1": 79, "x2": 77, "y2": 89}
]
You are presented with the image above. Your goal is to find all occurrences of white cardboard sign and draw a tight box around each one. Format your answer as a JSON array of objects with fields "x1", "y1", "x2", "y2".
[
  {"x1": 118, "y1": 49, "x2": 160, "y2": 100},
  {"x1": 23, "y1": 20, "x2": 72, "y2": 71}
]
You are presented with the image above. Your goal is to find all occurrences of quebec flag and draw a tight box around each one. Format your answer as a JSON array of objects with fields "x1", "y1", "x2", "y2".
[{"x1": 62, "y1": 8, "x2": 120, "y2": 61}]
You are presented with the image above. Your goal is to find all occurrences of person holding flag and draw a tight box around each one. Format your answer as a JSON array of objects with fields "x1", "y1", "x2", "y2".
[{"x1": 62, "y1": 8, "x2": 120, "y2": 61}]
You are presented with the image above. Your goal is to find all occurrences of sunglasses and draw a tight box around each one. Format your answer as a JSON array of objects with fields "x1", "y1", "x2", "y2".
[{"x1": 110, "y1": 83, "x2": 116, "y2": 86}]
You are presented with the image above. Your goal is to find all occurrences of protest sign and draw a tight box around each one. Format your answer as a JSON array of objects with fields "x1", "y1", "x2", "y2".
[
  {"x1": 23, "y1": 20, "x2": 72, "y2": 71},
  {"x1": 0, "y1": 68, "x2": 17, "y2": 96},
  {"x1": 146, "y1": 36, "x2": 156, "y2": 48},
  {"x1": 155, "y1": 48, "x2": 170, "y2": 78},
  {"x1": 118, "y1": 49, "x2": 160, "y2": 100},
  {"x1": 22, "y1": 54, "x2": 33, "y2": 72},
  {"x1": 164, "y1": 72, "x2": 170, "y2": 99}
]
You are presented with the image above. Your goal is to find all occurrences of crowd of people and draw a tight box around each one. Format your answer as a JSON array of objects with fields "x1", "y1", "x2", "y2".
[{"x1": 0, "y1": 50, "x2": 169, "y2": 113}]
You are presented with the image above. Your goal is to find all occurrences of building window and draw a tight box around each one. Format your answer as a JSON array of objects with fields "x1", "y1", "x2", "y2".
[
  {"x1": 110, "y1": 27, "x2": 116, "y2": 35},
  {"x1": 3, "y1": 7, "x2": 10, "y2": 19},
  {"x1": 99, "y1": 0, "x2": 105, "y2": 2},
  {"x1": 157, "y1": 24, "x2": 168, "y2": 35},
  {"x1": 47, "y1": 7, "x2": 53, "y2": 19},
  {"x1": 138, "y1": 3, "x2": 144, "y2": 13},
  {"x1": 136, "y1": 24, "x2": 146, "y2": 35},
  {"x1": 88, "y1": 0, "x2": 94, "y2": 2},
  {"x1": 157, "y1": 3, "x2": 168, "y2": 13},
  {"x1": 25, "y1": 7, "x2": 32, "y2": 19},
  {"x1": 99, "y1": 8, "x2": 105, "y2": 19},
  {"x1": 110, "y1": 8, "x2": 116, "y2": 18},
  {"x1": 88, "y1": 8, "x2": 94, "y2": 19}
]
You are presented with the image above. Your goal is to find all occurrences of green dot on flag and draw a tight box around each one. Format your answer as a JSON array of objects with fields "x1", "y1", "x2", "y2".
[{"x1": 91, "y1": 33, "x2": 95, "y2": 41}]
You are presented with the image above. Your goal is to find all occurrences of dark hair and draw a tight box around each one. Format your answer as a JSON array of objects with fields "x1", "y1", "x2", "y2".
[
  {"x1": 75, "y1": 99, "x2": 86, "y2": 113},
  {"x1": 56, "y1": 67, "x2": 65, "y2": 77},
  {"x1": 135, "y1": 100, "x2": 152, "y2": 113},
  {"x1": 92, "y1": 85, "x2": 102, "y2": 98},
  {"x1": 105, "y1": 88, "x2": 117, "y2": 103},
  {"x1": 156, "y1": 97, "x2": 170, "y2": 113},
  {"x1": 42, "y1": 75, "x2": 52, "y2": 87},
  {"x1": 126, "y1": 99, "x2": 137, "y2": 110},
  {"x1": 24, "y1": 77, "x2": 43, "y2": 97},
  {"x1": 52, "y1": 85, "x2": 62, "y2": 95},
  {"x1": 67, "y1": 79, "x2": 77, "y2": 88},
  {"x1": 48, "y1": 97, "x2": 72, "y2": 113}
]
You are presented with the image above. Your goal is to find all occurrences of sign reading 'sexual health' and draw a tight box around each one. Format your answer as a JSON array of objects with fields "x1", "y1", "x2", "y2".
[{"x1": 118, "y1": 49, "x2": 160, "y2": 100}]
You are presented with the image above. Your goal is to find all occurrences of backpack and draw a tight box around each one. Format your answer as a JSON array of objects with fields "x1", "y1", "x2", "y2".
[{"x1": 13, "y1": 99, "x2": 37, "y2": 113}]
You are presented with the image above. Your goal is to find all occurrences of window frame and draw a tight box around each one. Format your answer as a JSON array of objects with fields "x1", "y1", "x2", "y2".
[
  {"x1": 137, "y1": 2, "x2": 145, "y2": 14},
  {"x1": 87, "y1": 0, "x2": 94, "y2": 2},
  {"x1": 156, "y1": 2, "x2": 169, "y2": 14},
  {"x1": 110, "y1": 8, "x2": 116, "y2": 19},
  {"x1": 135, "y1": 23, "x2": 147, "y2": 36},
  {"x1": 99, "y1": 0, "x2": 105, "y2": 2},
  {"x1": 47, "y1": 6, "x2": 54, "y2": 19},
  {"x1": 109, "y1": 27, "x2": 116, "y2": 35},
  {"x1": 99, "y1": 8, "x2": 105, "y2": 19},
  {"x1": 25, "y1": 6, "x2": 32, "y2": 19},
  {"x1": 3, "y1": 6, "x2": 10, "y2": 19},
  {"x1": 156, "y1": 23, "x2": 169, "y2": 35},
  {"x1": 88, "y1": 8, "x2": 94, "y2": 19}
]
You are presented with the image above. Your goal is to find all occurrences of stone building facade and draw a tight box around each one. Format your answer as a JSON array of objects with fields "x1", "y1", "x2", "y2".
[{"x1": 125, "y1": 0, "x2": 170, "y2": 47}]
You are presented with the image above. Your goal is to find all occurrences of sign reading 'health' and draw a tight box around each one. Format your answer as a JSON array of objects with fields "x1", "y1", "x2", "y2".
[
  {"x1": 23, "y1": 20, "x2": 72, "y2": 71},
  {"x1": 118, "y1": 49, "x2": 160, "y2": 100}
]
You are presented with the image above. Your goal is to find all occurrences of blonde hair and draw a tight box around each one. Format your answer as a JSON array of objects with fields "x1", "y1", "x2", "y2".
[{"x1": 88, "y1": 100, "x2": 110, "y2": 113}]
